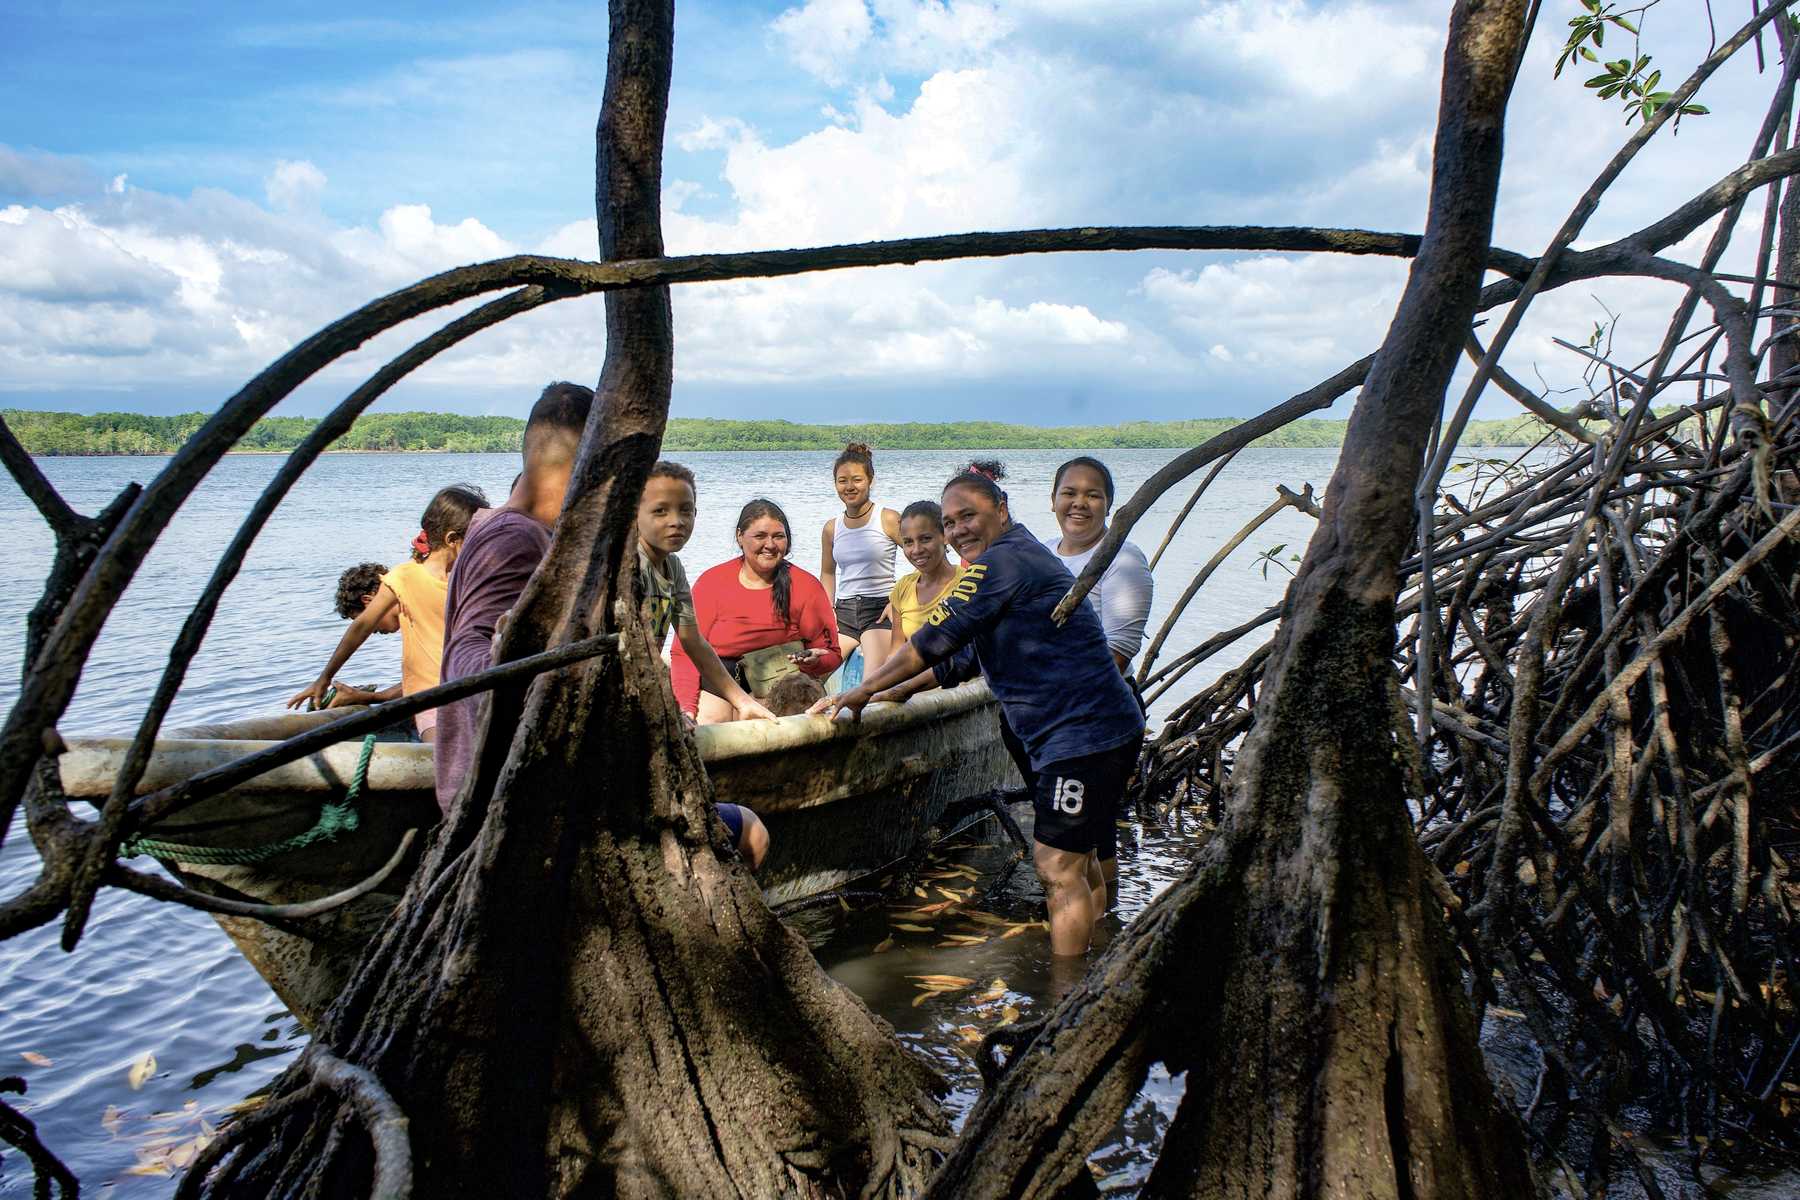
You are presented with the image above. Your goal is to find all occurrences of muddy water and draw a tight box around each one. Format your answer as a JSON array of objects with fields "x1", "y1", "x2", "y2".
[{"x1": 790, "y1": 802, "x2": 1209, "y2": 1194}]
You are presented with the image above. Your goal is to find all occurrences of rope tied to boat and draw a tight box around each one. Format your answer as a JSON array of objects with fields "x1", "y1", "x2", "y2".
[{"x1": 122, "y1": 733, "x2": 376, "y2": 866}]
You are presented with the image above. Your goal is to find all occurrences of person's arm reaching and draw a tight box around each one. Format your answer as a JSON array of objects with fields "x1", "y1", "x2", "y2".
[
  {"x1": 819, "y1": 550, "x2": 1011, "y2": 720},
  {"x1": 288, "y1": 587, "x2": 399, "y2": 710},
  {"x1": 676, "y1": 624, "x2": 775, "y2": 721},
  {"x1": 817, "y1": 640, "x2": 929, "y2": 720},
  {"x1": 327, "y1": 682, "x2": 402, "y2": 708}
]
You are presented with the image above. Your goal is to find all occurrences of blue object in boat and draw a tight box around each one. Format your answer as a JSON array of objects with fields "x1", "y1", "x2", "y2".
[{"x1": 827, "y1": 645, "x2": 864, "y2": 693}]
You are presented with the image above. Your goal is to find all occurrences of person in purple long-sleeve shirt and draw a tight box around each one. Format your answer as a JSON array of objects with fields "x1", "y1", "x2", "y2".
[
  {"x1": 433, "y1": 382, "x2": 768, "y2": 868},
  {"x1": 433, "y1": 382, "x2": 588, "y2": 816}
]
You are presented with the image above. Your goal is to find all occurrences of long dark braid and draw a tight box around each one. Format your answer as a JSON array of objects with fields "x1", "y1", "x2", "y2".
[{"x1": 735, "y1": 498, "x2": 795, "y2": 625}]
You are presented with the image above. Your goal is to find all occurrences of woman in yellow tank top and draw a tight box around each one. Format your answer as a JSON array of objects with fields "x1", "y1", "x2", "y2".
[{"x1": 879, "y1": 500, "x2": 967, "y2": 654}]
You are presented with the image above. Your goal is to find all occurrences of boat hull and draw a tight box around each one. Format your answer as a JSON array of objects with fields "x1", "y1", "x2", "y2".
[{"x1": 60, "y1": 683, "x2": 1016, "y2": 1027}]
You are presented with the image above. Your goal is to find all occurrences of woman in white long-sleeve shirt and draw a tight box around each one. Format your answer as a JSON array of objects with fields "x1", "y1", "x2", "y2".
[
  {"x1": 1036, "y1": 456, "x2": 1153, "y2": 894},
  {"x1": 1044, "y1": 456, "x2": 1153, "y2": 673}
]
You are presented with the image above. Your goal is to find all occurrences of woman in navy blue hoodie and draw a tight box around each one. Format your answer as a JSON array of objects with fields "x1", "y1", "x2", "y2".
[{"x1": 818, "y1": 463, "x2": 1143, "y2": 956}]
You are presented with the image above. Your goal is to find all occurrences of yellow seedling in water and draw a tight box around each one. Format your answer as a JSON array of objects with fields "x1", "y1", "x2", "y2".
[{"x1": 907, "y1": 975, "x2": 973, "y2": 988}]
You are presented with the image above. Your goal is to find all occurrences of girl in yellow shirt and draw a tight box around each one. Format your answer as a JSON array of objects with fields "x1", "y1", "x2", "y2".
[
  {"x1": 287, "y1": 484, "x2": 485, "y2": 739},
  {"x1": 878, "y1": 501, "x2": 967, "y2": 659}
]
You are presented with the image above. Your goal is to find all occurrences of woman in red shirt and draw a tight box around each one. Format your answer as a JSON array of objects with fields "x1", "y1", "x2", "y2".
[{"x1": 671, "y1": 499, "x2": 842, "y2": 722}]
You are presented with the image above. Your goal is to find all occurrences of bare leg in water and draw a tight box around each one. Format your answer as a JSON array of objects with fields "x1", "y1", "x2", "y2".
[{"x1": 1034, "y1": 841, "x2": 1098, "y2": 956}]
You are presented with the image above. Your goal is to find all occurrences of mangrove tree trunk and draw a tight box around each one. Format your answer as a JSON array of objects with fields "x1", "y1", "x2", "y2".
[
  {"x1": 929, "y1": 2, "x2": 1539, "y2": 1195},
  {"x1": 192, "y1": 3, "x2": 948, "y2": 1195}
]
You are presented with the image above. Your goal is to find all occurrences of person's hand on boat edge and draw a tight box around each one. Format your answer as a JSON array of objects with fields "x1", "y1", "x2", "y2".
[
  {"x1": 286, "y1": 681, "x2": 330, "y2": 711},
  {"x1": 810, "y1": 684, "x2": 877, "y2": 722},
  {"x1": 327, "y1": 681, "x2": 400, "y2": 708},
  {"x1": 733, "y1": 696, "x2": 779, "y2": 722}
]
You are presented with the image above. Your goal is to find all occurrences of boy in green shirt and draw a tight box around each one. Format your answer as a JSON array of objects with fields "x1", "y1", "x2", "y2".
[{"x1": 636, "y1": 460, "x2": 773, "y2": 867}]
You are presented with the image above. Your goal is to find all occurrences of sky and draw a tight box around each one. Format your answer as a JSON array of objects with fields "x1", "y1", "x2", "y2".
[{"x1": 0, "y1": 1, "x2": 1789, "y2": 424}]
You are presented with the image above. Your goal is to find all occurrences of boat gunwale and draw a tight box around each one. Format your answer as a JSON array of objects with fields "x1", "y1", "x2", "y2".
[{"x1": 57, "y1": 681, "x2": 999, "y2": 797}]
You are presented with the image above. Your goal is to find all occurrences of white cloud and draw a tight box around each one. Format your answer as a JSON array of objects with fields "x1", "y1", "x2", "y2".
[
  {"x1": 773, "y1": 1, "x2": 1010, "y2": 84},
  {"x1": 0, "y1": 181, "x2": 526, "y2": 393},
  {"x1": 1172, "y1": 2, "x2": 1436, "y2": 103},
  {"x1": 1142, "y1": 254, "x2": 1411, "y2": 378},
  {"x1": 265, "y1": 160, "x2": 327, "y2": 213},
  {"x1": 0, "y1": 206, "x2": 178, "y2": 304},
  {"x1": 771, "y1": 0, "x2": 875, "y2": 86}
]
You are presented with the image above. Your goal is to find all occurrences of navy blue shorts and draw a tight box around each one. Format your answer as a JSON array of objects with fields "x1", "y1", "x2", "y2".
[
  {"x1": 1030, "y1": 743, "x2": 1135, "y2": 855},
  {"x1": 716, "y1": 802, "x2": 747, "y2": 844},
  {"x1": 1000, "y1": 712, "x2": 1123, "y2": 863}
]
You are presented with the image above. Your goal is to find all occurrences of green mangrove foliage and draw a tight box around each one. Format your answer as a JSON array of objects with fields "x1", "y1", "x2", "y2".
[{"x1": 6, "y1": 408, "x2": 1578, "y2": 456}]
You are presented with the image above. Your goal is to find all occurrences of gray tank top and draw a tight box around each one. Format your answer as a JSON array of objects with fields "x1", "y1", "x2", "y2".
[{"x1": 833, "y1": 513, "x2": 896, "y2": 599}]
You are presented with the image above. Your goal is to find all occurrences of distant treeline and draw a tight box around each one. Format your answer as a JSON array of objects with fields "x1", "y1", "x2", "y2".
[{"x1": 6, "y1": 409, "x2": 1575, "y2": 456}]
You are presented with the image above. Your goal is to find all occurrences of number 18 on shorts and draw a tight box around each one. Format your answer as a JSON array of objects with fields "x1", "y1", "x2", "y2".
[{"x1": 1030, "y1": 742, "x2": 1135, "y2": 854}]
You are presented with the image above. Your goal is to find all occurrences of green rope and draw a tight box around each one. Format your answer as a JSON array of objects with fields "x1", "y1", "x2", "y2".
[{"x1": 124, "y1": 733, "x2": 377, "y2": 866}]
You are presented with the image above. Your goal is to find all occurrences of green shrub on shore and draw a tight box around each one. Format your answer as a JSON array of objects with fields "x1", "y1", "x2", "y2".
[{"x1": 5, "y1": 408, "x2": 1582, "y2": 456}]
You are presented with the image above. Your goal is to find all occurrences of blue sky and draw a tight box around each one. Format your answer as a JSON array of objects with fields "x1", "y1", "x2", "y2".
[{"x1": 0, "y1": 1, "x2": 1784, "y2": 424}]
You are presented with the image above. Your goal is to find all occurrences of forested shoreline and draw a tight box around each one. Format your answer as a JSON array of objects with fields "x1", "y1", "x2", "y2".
[{"x1": 7, "y1": 407, "x2": 1570, "y2": 455}]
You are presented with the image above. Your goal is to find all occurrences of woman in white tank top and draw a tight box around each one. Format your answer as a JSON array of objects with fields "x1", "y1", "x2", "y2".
[{"x1": 820, "y1": 441, "x2": 901, "y2": 667}]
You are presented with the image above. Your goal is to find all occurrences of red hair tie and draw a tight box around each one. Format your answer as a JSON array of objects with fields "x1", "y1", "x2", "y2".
[{"x1": 411, "y1": 530, "x2": 431, "y2": 557}]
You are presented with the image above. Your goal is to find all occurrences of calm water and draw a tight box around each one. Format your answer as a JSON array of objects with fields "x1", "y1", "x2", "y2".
[{"x1": 0, "y1": 445, "x2": 1355, "y2": 1194}]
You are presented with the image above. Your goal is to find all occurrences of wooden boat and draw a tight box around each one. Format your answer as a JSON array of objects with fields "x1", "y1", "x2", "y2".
[{"x1": 58, "y1": 681, "x2": 1018, "y2": 1027}]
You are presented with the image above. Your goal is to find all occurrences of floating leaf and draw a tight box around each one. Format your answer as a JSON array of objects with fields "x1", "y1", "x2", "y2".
[
  {"x1": 960, "y1": 911, "x2": 1008, "y2": 927},
  {"x1": 127, "y1": 1052, "x2": 157, "y2": 1091},
  {"x1": 998, "y1": 1005, "x2": 1020, "y2": 1026},
  {"x1": 907, "y1": 975, "x2": 973, "y2": 988},
  {"x1": 956, "y1": 1025, "x2": 984, "y2": 1045},
  {"x1": 1487, "y1": 1006, "x2": 1524, "y2": 1020},
  {"x1": 1001, "y1": 924, "x2": 1030, "y2": 939},
  {"x1": 101, "y1": 1105, "x2": 123, "y2": 1135},
  {"x1": 936, "y1": 887, "x2": 970, "y2": 902},
  {"x1": 1453, "y1": 861, "x2": 1471, "y2": 877},
  {"x1": 873, "y1": 936, "x2": 896, "y2": 954},
  {"x1": 166, "y1": 1133, "x2": 211, "y2": 1169},
  {"x1": 20, "y1": 1051, "x2": 52, "y2": 1067},
  {"x1": 124, "y1": 1159, "x2": 174, "y2": 1177},
  {"x1": 892, "y1": 923, "x2": 932, "y2": 932},
  {"x1": 911, "y1": 991, "x2": 941, "y2": 1007},
  {"x1": 974, "y1": 980, "x2": 1008, "y2": 1003},
  {"x1": 913, "y1": 887, "x2": 928, "y2": 898},
  {"x1": 905, "y1": 902, "x2": 954, "y2": 917}
]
